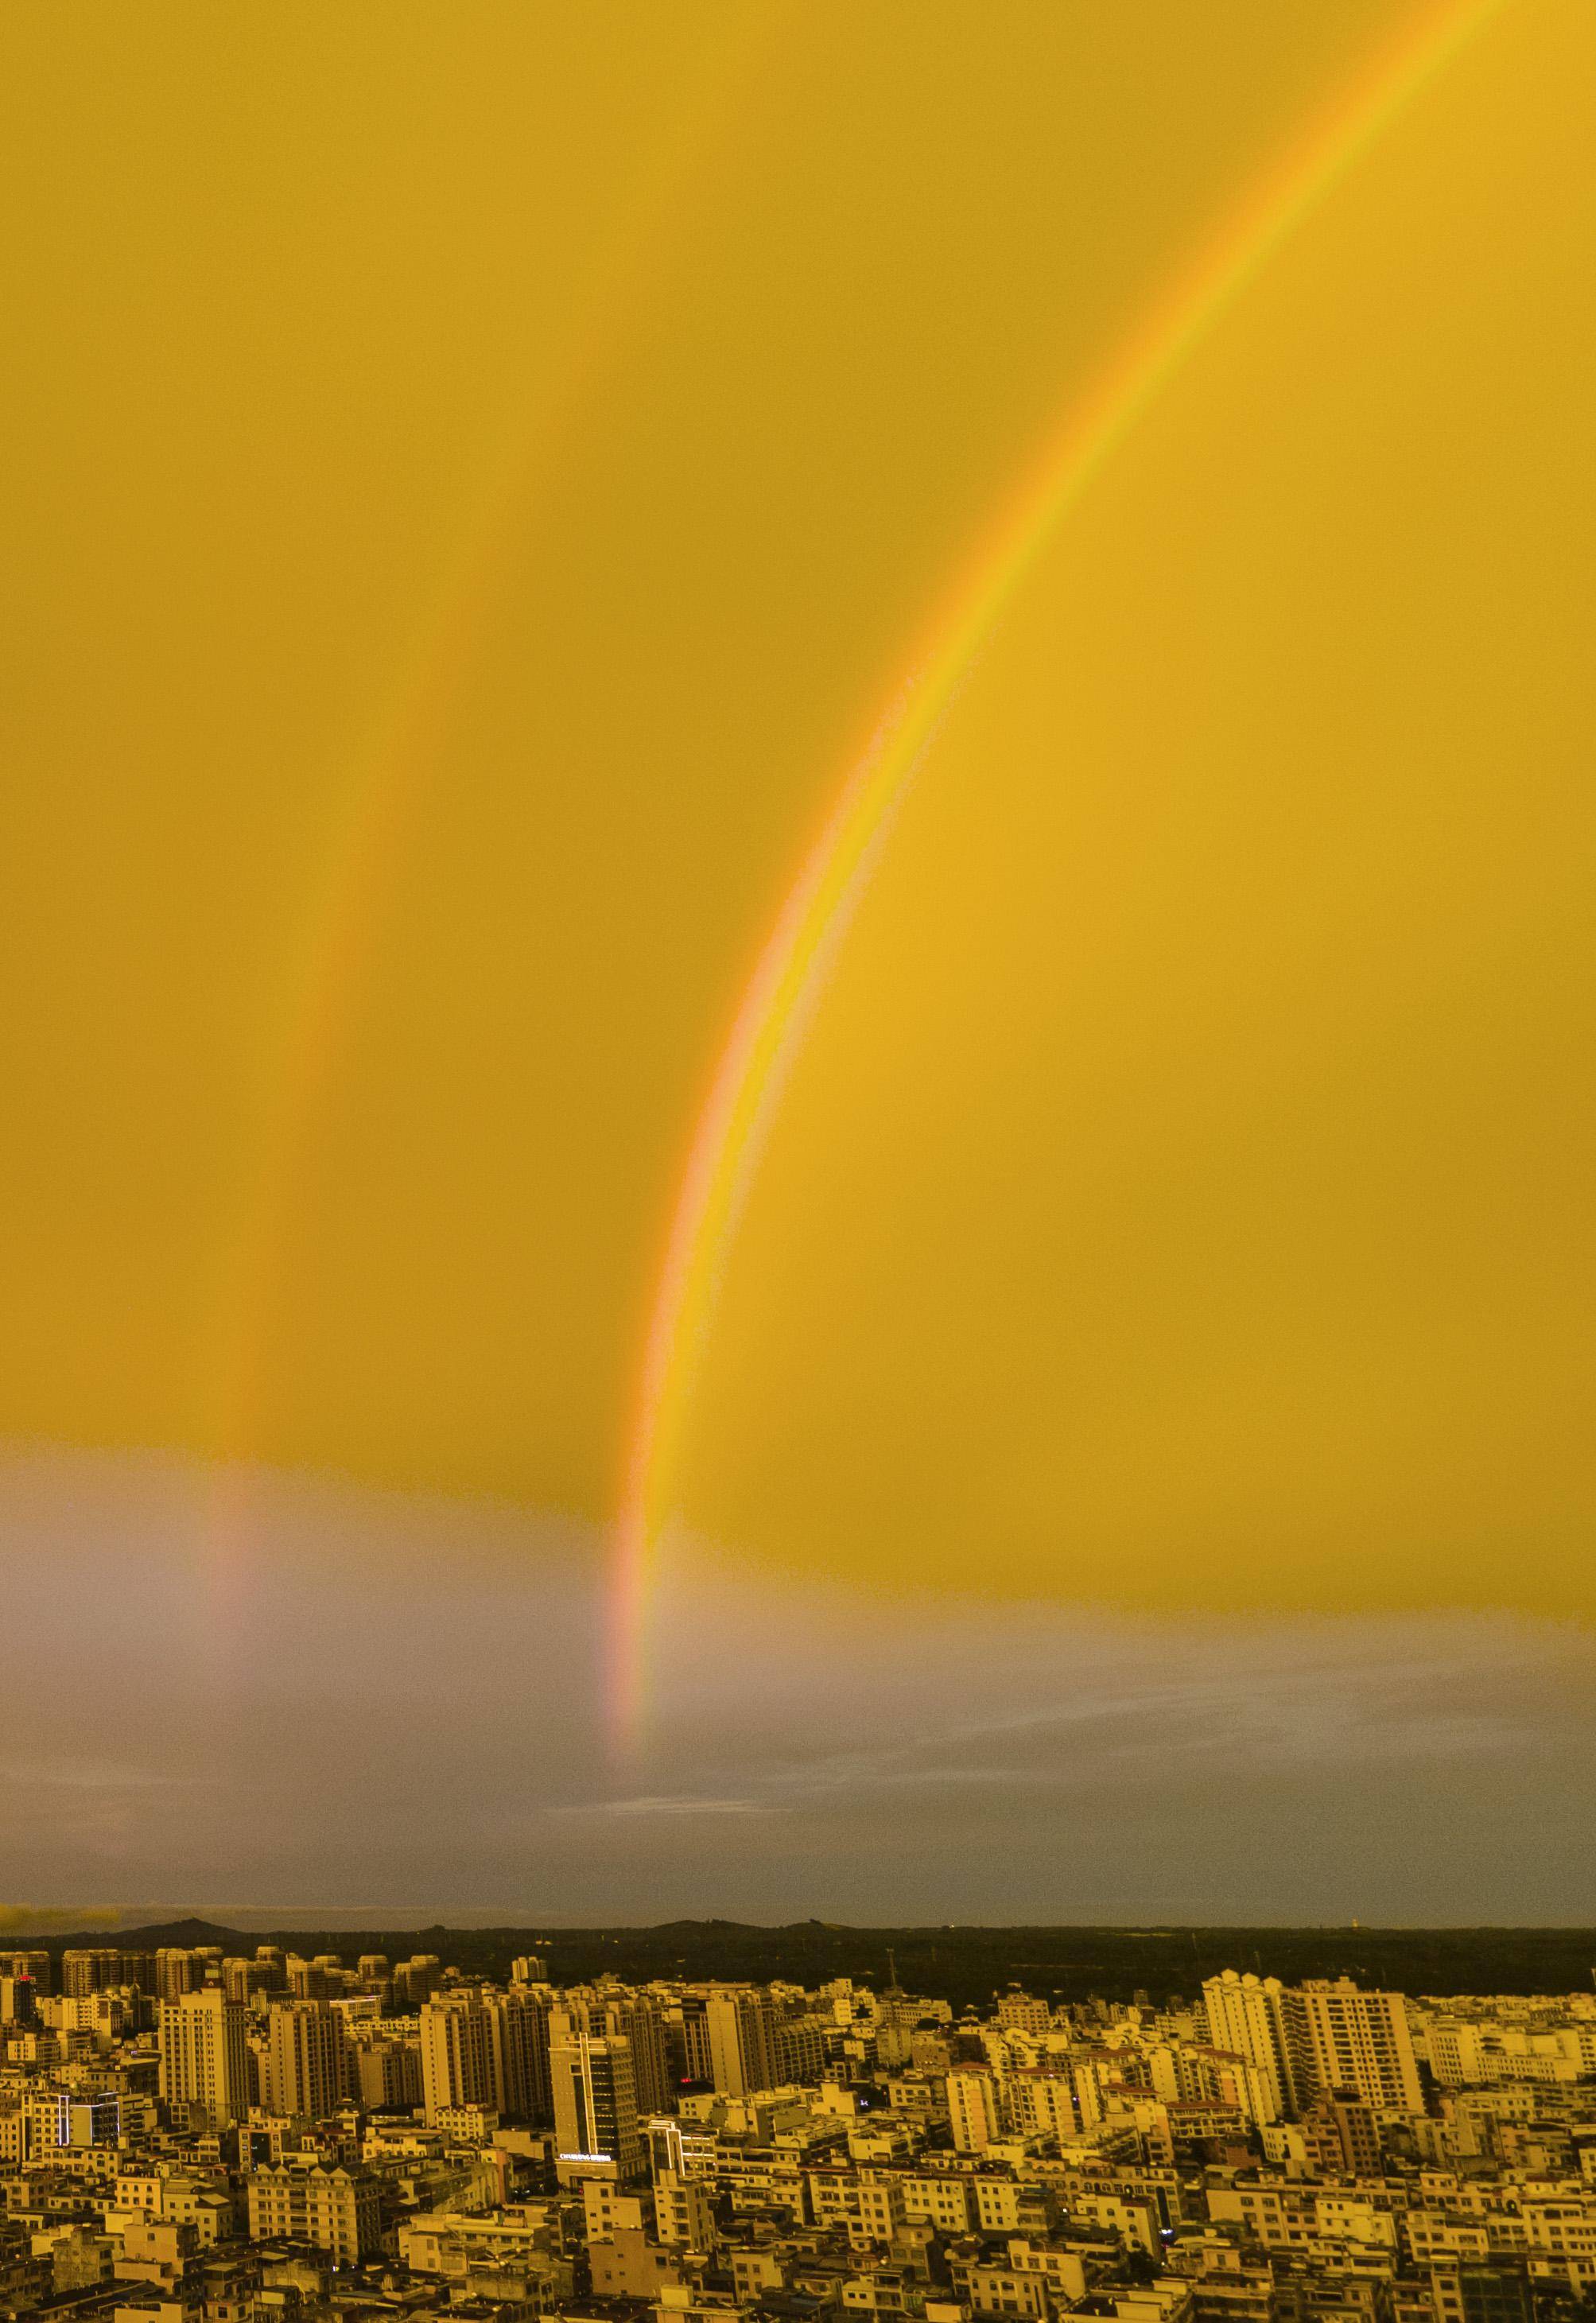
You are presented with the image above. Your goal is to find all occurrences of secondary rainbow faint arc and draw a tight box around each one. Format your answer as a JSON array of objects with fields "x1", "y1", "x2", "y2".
[
  {"x1": 608, "y1": 0, "x2": 1510, "y2": 1750},
  {"x1": 191, "y1": 6, "x2": 782, "y2": 1626}
]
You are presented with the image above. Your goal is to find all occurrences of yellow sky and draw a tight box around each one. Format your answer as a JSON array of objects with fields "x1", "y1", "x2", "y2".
[
  {"x1": 3, "y1": 1, "x2": 1592, "y2": 1630},
  {"x1": 682, "y1": 0, "x2": 1596, "y2": 1622}
]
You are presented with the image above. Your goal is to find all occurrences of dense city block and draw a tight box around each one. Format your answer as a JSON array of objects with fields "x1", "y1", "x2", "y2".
[{"x1": 2, "y1": 1940, "x2": 1594, "y2": 2323}]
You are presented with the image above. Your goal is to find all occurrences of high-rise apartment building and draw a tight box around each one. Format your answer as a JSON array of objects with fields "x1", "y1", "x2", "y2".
[
  {"x1": 419, "y1": 1993, "x2": 494, "y2": 2124},
  {"x1": 556, "y1": 1991, "x2": 670, "y2": 2117},
  {"x1": 62, "y1": 1951, "x2": 123, "y2": 1999},
  {"x1": 613, "y1": 1998, "x2": 670, "y2": 2116},
  {"x1": 704, "y1": 1991, "x2": 777, "y2": 2098},
  {"x1": 159, "y1": 1991, "x2": 250, "y2": 2129},
  {"x1": 553, "y1": 1988, "x2": 669, "y2": 2118},
  {"x1": 484, "y1": 1987, "x2": 552, "y2": 2123},
  {"x1": 1202, "y1": 1972, "x2": 1423, "y2": 2118},
  {"x1": 775, "y1": 2016, "x2": 829, "y2": 2087},
  {"x1": 1202, "y1": 1972, "x2": 1291, "y2": 2122},
  {"x1": 222, "y1": 1958, "x2": 280, "y2": 2004},
  {"x1": 265, "y1": 1999, "x2": 348, "y2": 2122},
  {"x1": 355, "y1": 1956, "x2": 391, "y2": 2006},
  {"x1": 1008, "y1": 2067, "x2": 1078, "y2": 2142},
  {"x1": 551, "y1": 2030, "x2": 641, "y2": 2181},
  {"x1": 393, "y1": 1956, "x2": 442, "y2": 2009},
  {"x1": 351, "y1": 2030, "x2": 423, "y2": 2113},
  {"x1": 0, "y1": 1978, "x2": 38, "y2": 2027},
  {"x1": 155, "y1": 1949, "x2": 200, "y2": 2004},
  {"x1": 1282, "y1": 1980, "x2": 1423, "y2": 2115},
  {"x1": 0, "y1": 1952, "x2": 51, "y2": 1996},
  {"x1": 675, "y1": 1998, "x2": 713, "y2": 2086},
  {"x1": 946, "y1": 2066, "x2": 1002, "y2": 2152}
]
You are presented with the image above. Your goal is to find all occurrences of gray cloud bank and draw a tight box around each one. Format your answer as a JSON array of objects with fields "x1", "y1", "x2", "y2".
[{"x1": 2, "y1": 1445, "x2": 1591, "y2": 1923}]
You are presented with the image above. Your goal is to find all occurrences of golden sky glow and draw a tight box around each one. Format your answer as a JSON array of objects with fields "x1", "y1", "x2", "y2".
[
  {"x1": 3, "y1": 0, "x2": 1593, "y2": 1663},
  {"x1": 674, "y1": 0, "x2": 1596, "y2": 1631}
]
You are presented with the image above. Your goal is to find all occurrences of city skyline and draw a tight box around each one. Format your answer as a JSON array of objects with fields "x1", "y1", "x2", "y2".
[{"x1": 6, "y1": 1931, "x2": 1596, "y2": 2323}]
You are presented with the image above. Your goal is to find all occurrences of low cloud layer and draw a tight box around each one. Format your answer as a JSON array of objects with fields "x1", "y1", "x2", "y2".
[{"x1": 2, "y1": 1444, "x2": 1592, "y2": 1924}]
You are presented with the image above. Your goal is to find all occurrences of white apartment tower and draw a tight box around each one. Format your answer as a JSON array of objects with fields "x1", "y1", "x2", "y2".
[
  {"x1": 159, "y1": 1991, "x2": 250, "y2": 2129},
  {"x1": 1283, "y1": 1979, "x2": 1423, "y2": 2114},
  {"x1": 1203, "y1": 1971, "x2": 1423, "y2": 2118},
  {"x1": 1202, "y1": 1971, "x2": 1291, "y2": 2121}
]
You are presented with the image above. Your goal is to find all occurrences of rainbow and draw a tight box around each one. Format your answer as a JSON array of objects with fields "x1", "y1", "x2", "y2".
[
  {"x1": 194, "y1": 8, "x2": 779, "y2": 1616},
  {"x1": 608, "y1": 0, "x2": 1509, "y2": 1751}
]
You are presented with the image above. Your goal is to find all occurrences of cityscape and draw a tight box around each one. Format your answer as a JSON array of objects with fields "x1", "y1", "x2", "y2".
[
  {"x1": 3, "y1": 1935, "x2": 1596, "y2": 2323},
  {"x1": 5, "y1": 25, "x2": 1594, "y2": 2323}
]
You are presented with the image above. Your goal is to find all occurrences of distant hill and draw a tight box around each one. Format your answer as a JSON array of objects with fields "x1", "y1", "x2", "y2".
[{"x1": 22, "y1": 1919, "x2": 1596, "y2": 2008}]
